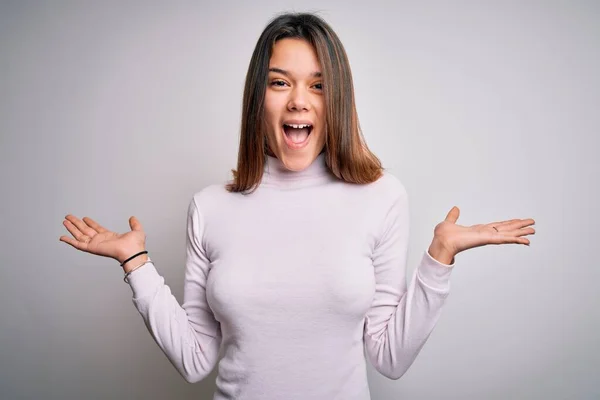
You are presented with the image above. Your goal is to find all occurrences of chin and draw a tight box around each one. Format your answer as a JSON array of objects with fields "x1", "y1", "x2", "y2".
[
  {"x1": 267, "y1": 124, "x2": 323, "y2": 171},
  {"x1": 278, "y1": 154, "x2": 313, "y2": 171},
  {"x1": 275, "y1": 138, "x2": 321, "y2": 171}
]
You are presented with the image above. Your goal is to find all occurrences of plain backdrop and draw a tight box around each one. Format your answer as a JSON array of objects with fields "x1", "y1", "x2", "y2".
[{"x1": 1, "y1": 1, "x2": 598, "y2": 399}]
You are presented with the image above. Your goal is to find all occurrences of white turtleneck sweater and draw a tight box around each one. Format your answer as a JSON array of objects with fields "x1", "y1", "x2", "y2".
[{"x1": 127, "y1": 152, "x2": 455, "y2": 400}]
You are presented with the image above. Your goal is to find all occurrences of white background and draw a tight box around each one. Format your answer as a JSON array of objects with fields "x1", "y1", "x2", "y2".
[{"x1": 1, "y1": 1, "x2": 598, "y2": 399}]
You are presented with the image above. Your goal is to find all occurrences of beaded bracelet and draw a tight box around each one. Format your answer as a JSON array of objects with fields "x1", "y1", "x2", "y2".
[{"x1": 123, "y1": 257, "x2": 153, "y2": 283}]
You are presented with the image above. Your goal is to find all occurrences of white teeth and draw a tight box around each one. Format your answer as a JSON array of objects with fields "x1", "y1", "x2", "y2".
[{"x1": 284, "y1": 123, "x2": 312, "y2": 129}]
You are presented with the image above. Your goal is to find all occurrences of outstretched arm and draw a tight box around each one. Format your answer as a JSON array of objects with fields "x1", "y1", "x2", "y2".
[
  {"x1": 127, "y1": 198, "x2": 222, "y2": 383},
  {"x1": 363, "y1": 187, "x2": 454, "y2": 380}
]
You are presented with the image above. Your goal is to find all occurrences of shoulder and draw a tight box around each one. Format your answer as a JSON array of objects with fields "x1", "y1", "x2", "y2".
[
  {"x1": 189, "y1": 181, "x2": 236, "y2": 217},
  {"x1": 366, "y1": 169, "x2": 408, "y2": 204}
]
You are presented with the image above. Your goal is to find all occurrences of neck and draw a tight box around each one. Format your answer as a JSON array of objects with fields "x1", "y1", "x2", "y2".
[{"x1": 262, "y1": 152, "x2": 334, "y2": 190}]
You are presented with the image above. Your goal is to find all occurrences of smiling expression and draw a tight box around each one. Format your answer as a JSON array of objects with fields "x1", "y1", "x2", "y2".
[{"x1": 264, "y1": 38, "x2": 326, "y2": 171}]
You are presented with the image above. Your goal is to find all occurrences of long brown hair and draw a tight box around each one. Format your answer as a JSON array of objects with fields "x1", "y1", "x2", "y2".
[{"x1": 226, "y1": 12, "x2": 383, "y2": 194}]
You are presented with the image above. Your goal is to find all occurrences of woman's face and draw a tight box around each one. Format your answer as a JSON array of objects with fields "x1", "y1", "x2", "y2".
[{"x1": 264, "y1": 38, "x2": 326, "y2": 171}]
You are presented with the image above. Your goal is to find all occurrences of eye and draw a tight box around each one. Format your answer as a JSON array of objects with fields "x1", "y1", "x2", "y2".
[
  {"x1": 270, "y1": 79, "x2": 287, "y2": 87},
  {"x1": 313, "y1": 83, "x2": 323, "y2": 90}
]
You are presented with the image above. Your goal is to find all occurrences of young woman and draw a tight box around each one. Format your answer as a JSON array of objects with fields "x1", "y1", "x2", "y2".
[{"x1": 60, "y1": 12, "x2": 535, "y2": 400}]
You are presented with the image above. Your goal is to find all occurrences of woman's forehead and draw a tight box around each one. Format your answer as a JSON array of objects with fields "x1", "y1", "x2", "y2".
[{"x1": 269, "y1": 38, "x2": 321, "y2": 76}]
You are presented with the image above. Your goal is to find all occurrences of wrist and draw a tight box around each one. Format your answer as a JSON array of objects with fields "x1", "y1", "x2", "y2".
[
  {"x1": 122, "y1": 254, "x2": 149, "y2": 273},
  {"x1": 119, "y1": 249, "x2": 148, "y2": 273},
  {"x1": 428, "y1": 238, "x2": 455, "y2": 265}
]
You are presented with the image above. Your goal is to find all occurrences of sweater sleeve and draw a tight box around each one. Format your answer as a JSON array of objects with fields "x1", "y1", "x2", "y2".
[
  {"x1": 126, "y1": 197, "x2": 222, "y2": 383},
  {"x1": 363, "y1": 186, "x2": 454, "y2": 380}
]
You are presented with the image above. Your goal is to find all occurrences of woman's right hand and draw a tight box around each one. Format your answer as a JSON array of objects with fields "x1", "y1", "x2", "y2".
[{"x1": 59, "y1": 215, "x2": 147, "y2": 271}]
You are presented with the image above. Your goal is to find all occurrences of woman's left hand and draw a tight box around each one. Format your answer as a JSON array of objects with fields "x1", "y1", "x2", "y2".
[{"x1": 428, "y1": 206, "x2": 536, "y2": 264}]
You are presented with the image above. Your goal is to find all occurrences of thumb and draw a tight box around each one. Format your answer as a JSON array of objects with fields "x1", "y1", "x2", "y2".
[
  {"x1": 129, "y1": 216, "x2": 143, "y2": 232},
  {"x1": 444, "y1": 206, "x2": 460, "y2": 224}
]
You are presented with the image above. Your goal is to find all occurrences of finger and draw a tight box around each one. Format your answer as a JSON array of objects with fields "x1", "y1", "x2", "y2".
[
  {"x1": 490, "y1": 228, "x2": 533, "y2": 245},
  {"x1": 488, "y1": 219, "x2": 521, "y2": 228},
  {"x1": 492, "y1": 235, "x2": 530, "y2": 246},
  {"x1": 511, "y1": 237, "x2": 530, "y2": 245},
  {"x1": 501, "y1": 219, "x2": 536, "y2": 231},
  {"x1": 444, "y1": 207, "x2": 460, "y2": 223},
  {"x1": 62, "y1": 221, "x2": 93, "y2": 246},
  {"x1": 490, "y1": 218, "x2": 535, "y2": 231},
  {"x1": 82, "y1": 216, "x2": 108, "y2": 233},
  {"x1": 503, "y1": 227, "x2": 536, "y2": 237},
  {"x1": 129, "y1": 216, "x2": 143, "y2": 232},
  {"x1": 59, "y1": 235, "x2": 88, "y2": 251},
  {"x1": 63, "y1": 219, "x2": 85, "y2": 240},
  {"x1": 65, "y1": 215, "x2": 97, "y2": 238}
]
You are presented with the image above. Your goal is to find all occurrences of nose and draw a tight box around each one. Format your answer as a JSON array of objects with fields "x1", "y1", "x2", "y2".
[{"x1": 287, "y1": 87, "x2": 310, "y2": 112}]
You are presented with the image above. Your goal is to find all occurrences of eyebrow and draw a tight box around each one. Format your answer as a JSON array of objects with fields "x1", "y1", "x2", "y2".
[{"x1": 268, "y1": 67, "x2": 322, "y2": 78}]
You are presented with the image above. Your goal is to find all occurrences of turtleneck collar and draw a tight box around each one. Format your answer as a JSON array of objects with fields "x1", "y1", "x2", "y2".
[{"x1": 261, "y1": 152, "x2": 335, "y2": 190}]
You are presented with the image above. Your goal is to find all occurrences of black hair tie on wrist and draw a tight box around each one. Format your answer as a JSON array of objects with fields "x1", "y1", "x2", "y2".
[{"x1": 120, "y1": 250, "x2": 148, "y2": 267}]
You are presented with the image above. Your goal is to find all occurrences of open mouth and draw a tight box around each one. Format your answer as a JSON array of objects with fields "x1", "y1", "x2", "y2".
[{"x1": 282, "y1": 123, "x2": 313, "y2": 145}]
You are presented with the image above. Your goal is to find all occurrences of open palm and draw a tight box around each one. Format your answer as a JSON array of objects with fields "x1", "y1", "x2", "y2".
[
  {"x1": 59, "y1": 215, "x2": 146, "y2": 262},
  {"x1": 434, "y1": 206, "x2": 535, "y2": 256}
]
